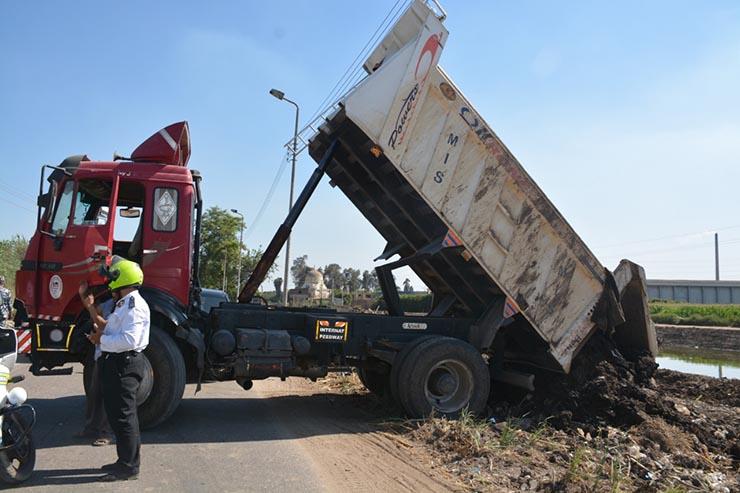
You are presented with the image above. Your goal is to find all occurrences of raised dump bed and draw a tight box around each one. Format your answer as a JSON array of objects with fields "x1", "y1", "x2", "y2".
[{"x1": 308, "y1": 0, "x2": 655, "y2": 372}]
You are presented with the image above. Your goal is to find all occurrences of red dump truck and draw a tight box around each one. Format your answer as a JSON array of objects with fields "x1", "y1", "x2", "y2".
[{"x1": 14, "y1": 0, "x2": 655, "y2": 428}]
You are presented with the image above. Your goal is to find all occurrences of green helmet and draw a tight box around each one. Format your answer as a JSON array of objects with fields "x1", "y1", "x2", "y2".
[{"x1": 107, "y1": 258, "x2": 144, "y2": 291}]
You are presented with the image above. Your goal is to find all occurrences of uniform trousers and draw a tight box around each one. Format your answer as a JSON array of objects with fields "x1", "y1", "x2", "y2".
[
  {"x1": 83, "y1": 358, "x2": 111, "y2": 437},
  {"x1": 101, "y1": 351, "x2": 144, "y2": 474}
]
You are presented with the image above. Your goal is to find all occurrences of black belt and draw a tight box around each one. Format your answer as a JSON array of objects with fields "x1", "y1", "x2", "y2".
[{"x1": 102, "y1": 350, "x2": 140, "y2": 358}]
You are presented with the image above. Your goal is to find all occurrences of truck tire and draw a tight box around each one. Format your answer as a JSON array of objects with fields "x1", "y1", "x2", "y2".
[
  {"x1": 0, "y1": 409, "x2": 36, "y2": 484},
  {"x1": 138, "y1": 326, "x2": 186, "y2": 429},
  {"x1": 389, "y1": 335, "x2": 435, "y2": 406},
  {"x1": 397, "y1": 336, "x2": 490, "y2": 418},
  {"x1": 357, "y1": 366, "x2": 390, "y2": 395}
]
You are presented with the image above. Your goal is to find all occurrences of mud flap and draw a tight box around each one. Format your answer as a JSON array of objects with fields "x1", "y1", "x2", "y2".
[
  {"x1": 175, "y1": 327, "x2": 205, "y2": 393},
  {"x1": 612, "y1": 260, "x2": 658, "y2": 359}
]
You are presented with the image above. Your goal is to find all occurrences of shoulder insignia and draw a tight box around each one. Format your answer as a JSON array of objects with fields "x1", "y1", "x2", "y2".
[
  {"x1": 116, "y1": 299, "x2": 125, "y2": 308},
  {"x1": 129, "y1": 296, "x2": 135, "y2": 309}
]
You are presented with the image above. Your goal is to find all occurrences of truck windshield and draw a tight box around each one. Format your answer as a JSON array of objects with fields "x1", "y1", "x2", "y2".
[{"x1": 50, "y1": 181, "x2": 75, "y2": 235}]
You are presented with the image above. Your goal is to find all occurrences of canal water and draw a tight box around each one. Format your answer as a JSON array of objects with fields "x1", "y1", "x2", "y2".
[{"x1": 657, "y1": 346, "x2": 740, "y2": 379}]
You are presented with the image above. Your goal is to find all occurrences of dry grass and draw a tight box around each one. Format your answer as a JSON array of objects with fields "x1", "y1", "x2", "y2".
[{"x1": 401, "y1": 410, "x2": 737, "y2": 492}]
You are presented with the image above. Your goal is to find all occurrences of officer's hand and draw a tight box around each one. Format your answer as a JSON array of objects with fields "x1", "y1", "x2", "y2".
[
  {"x1": 87, "y1": 323, "x2": 102, "y2": 344},
  {"x1": 78, "y1": 281, "x2": 94, "y2": 308}
]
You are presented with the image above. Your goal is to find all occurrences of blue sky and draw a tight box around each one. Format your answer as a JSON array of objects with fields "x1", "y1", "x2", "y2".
[{"x1": 2, "y1": 0, "x2": 739, "y2": 291}]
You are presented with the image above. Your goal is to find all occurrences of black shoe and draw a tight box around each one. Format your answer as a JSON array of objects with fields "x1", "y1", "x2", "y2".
[
  {"x1": 98, "y1": 471, "x2": 139, "y2": 482},
  {"x1": 100, "y1": 462, "x2": 119, "y2": 472}
]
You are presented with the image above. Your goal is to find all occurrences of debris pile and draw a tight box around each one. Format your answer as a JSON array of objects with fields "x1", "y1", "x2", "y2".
[
  {"x1": 319, "y1": 332, "x2": 738, "y2": 491},
  {"x1": 410, "y1": 333, "x2": 739, "y2": 491}
]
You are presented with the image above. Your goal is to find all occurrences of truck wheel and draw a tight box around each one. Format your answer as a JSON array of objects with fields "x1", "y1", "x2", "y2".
[
  {"x1": 138, "y1": 326, "x2": 186, "y2": 429},
  {"x1": 0, "y1": 409, "x2": 36, "y2": 484},
  {"x1": 357, "y1": 366, "x2": 390, "y2": 395},
  {"x1": 397, "y1": 337, "x2": 490, "y2": 418},
  {"x1": 389, "y1": 335, "x2": 435, "y2": 406}
]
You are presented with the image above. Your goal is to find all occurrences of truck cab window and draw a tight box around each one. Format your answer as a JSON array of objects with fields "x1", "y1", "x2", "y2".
[
  {"x1": 50, "y1": 181, "x2": 75, "y2": 235},
  {"x1": 73, "y1": 180, "x2": 112, "y2": 226},
  {"x1": 113, "y1": 182, "x2": 146, "y2": 262}
]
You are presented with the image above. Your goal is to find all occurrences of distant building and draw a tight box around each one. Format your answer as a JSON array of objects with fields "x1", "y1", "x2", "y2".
[
  {"x1": 647, "y1": 279, "x2": 740, "y2": 304},
  {"x1": 288, "y1": 267, "x2": 330, "y2": 305}
]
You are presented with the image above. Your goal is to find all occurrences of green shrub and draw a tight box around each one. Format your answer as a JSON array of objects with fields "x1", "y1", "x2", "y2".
[
  {"x1": 375, "y1": 293, "x2": 433, "y2": 313},
  {"x1": 649, "y1": 302, "x2": 740, "y2": 327}
]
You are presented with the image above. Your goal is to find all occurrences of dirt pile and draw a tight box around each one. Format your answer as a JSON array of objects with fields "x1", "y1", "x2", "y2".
[
  {"x1": 319, "y1": 332, "x2": 739, "y2": 491},
  {"x1": 511, "y1": 333, "x2": 738, "y2": 462},
  {"x1": 409, "y1": 333, "x2": 739, "y2": 491}
]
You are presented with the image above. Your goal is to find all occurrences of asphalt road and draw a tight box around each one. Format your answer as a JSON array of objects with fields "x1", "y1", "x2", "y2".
[{"x1": 7, "y1": 363, "x2": 453, "y2": 492}]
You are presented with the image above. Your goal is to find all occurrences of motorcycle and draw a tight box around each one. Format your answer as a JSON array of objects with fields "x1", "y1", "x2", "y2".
[{"x1": 0, "y1": 326, "x2": 35, "y2": 484}]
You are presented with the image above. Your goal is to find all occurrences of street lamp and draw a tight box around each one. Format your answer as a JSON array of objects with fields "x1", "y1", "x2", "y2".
[
  {"x1": 269, "y1": 87, "x2": 299, "y2": 306},
  {"x1": 230, "y1": 209, "x2": 245, "y2": 294}
]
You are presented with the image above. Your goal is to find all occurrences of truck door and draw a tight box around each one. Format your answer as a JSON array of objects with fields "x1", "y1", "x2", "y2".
[
  {"x1": 29, "y1": 175, "x2": 120, "y2": 361},
  {"x1": 139, "y1": 183, "x2": 192, "y2": 306},
  {"x1": 33, "y1": 177, "x2": 117, "y2": 321}
]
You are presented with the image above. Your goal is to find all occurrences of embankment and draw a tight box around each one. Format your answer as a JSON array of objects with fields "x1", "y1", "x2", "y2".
[{"x1": 656, "y1": 324, "x2": 740, "y2": 352}]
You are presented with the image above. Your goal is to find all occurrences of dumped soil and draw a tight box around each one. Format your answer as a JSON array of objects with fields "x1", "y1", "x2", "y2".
[{"x1": 322, "y1": 332, "x2": 739, "y2": 492}]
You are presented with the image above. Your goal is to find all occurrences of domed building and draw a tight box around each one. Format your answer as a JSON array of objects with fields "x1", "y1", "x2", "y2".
[{"x1": 288, "y1": 267, "x2": 330, "y2": 305}]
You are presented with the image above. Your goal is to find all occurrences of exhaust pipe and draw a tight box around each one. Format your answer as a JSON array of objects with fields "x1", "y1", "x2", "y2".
[{"x1": 236, "y1": 377, "x2": 253, "y2": 391}]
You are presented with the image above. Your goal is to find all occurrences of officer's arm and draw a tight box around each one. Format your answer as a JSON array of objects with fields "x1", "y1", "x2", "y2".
[
  {"x1": 84, "y1": 302, "x2": 108, "y2": 329},
  {"x1": 99, "y1": 308, "x2": 143, "y2": 352},
  {"x1": 79, "y1": 282, "x2": 107, "y2": 329}
]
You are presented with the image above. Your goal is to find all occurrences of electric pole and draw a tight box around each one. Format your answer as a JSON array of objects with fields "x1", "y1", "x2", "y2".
[
  {"x1": 715, "y1": 232, "x2": 719, "y2": 281},
  {"x1": 269, "y1": 88, "x2": 300, "y2": 306}
]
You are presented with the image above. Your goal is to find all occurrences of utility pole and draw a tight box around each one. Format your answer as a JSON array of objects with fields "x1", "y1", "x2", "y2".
[
  {"x1": 269, "y1": 88, "x2": 300, "y2": 306},
  {"x1": 222, "y1": 256, "x2": 227, "y2": 292},
  {"x1": 231, "y1": 209, "x2": 245, "y2": 293},
  {"x1": 715, "y1": 232, "x2": 720, "y2": 281}
]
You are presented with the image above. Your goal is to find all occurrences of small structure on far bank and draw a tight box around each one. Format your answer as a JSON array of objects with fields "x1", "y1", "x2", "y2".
[{"x1": 288, "y1": 267, "x2": 330, "y2": 305}]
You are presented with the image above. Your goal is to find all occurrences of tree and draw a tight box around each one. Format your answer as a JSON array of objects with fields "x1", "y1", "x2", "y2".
[
  {"x1": 0, "y1": 235, "x2": 28, "y2": 296},
  {"x1": 343, "y1": 268, "x2": 362, "y2": 293},
  {"x1": 199, "y1": 206, "x2": 268, "y2": 299},
  {"x1": 403, "y1": 278, "x2": 414, "y2": 293},
  {"x1": 273, "y1": 278, "x2": 283, "y2": 300},
  {"x1": 361, "y1": 270, "x2": 378, "y2": 292},
  {"x1": 291, "y1": 254, "x2": 309, "y2": 287},
  {"x1": 323, "y1": 263, "x2": 343, "y2": 291}
]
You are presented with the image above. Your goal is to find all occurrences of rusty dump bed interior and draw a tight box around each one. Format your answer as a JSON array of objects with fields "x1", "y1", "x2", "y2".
[{"x1": 310, "y1": 111, "x2": 504, "y2": 320}]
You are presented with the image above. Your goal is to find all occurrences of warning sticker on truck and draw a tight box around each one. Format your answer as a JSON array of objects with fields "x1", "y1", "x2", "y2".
[{"x1": 314, "y1": 319, "x2": 349, "y2": 342}]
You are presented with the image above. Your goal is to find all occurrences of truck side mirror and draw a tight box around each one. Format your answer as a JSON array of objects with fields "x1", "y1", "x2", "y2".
[
  {"x1": 120, "y1": 207, "x2": 141, "y2": 218},
  {"x1": 37, "y1": 192, "x2": 50, "y2": 208}
]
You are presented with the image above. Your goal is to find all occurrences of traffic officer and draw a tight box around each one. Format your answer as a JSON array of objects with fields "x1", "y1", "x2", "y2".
[{"x1": 78, "y1": 257, "x2": 150, "y2": 481}]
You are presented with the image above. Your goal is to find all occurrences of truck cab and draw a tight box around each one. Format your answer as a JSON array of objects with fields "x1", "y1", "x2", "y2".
[{"x1": 14, "y1": 122, "x2": 204, "y2": 427}]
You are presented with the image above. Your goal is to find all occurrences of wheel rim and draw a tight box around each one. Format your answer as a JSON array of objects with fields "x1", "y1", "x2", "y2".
[
  {"x1": 423, "y1": 359, "x2": 474, "y2": 413},
  {"x1": 136, "y1": 354, "x2": 154, "y2": 405},
  {"x1": 2, "y1": 421, "x2": 32, "y2": 477}
]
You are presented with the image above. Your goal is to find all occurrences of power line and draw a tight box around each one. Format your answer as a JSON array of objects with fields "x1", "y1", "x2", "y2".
[
  {"x1": 599, "y1": 242, "x2": 716, "y2": 260},
  {"x1": 0, "y1": 183, "x2": 36, "y2": 205},
  {"x1": 594, "y1": 224, "x2": 740, "y2": 250},
  {"x1": 305, "y1": 0, "x2": 409, "y2": 124},
  {"x1": 244, "y1": 151, "x2": 291, "y2": 240},
  {"x1": 306, "y1": 0, "x2": 405, "y2": 122},
  {"x1": 597, "y1": 236, "x2": 740, "y2": 261},
  {"x1": 0, "y1": 195, "x2": 35, "y2": 214},
  {"x1": 0, "y1": 178, "x2": 35, "y2": 200}
]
